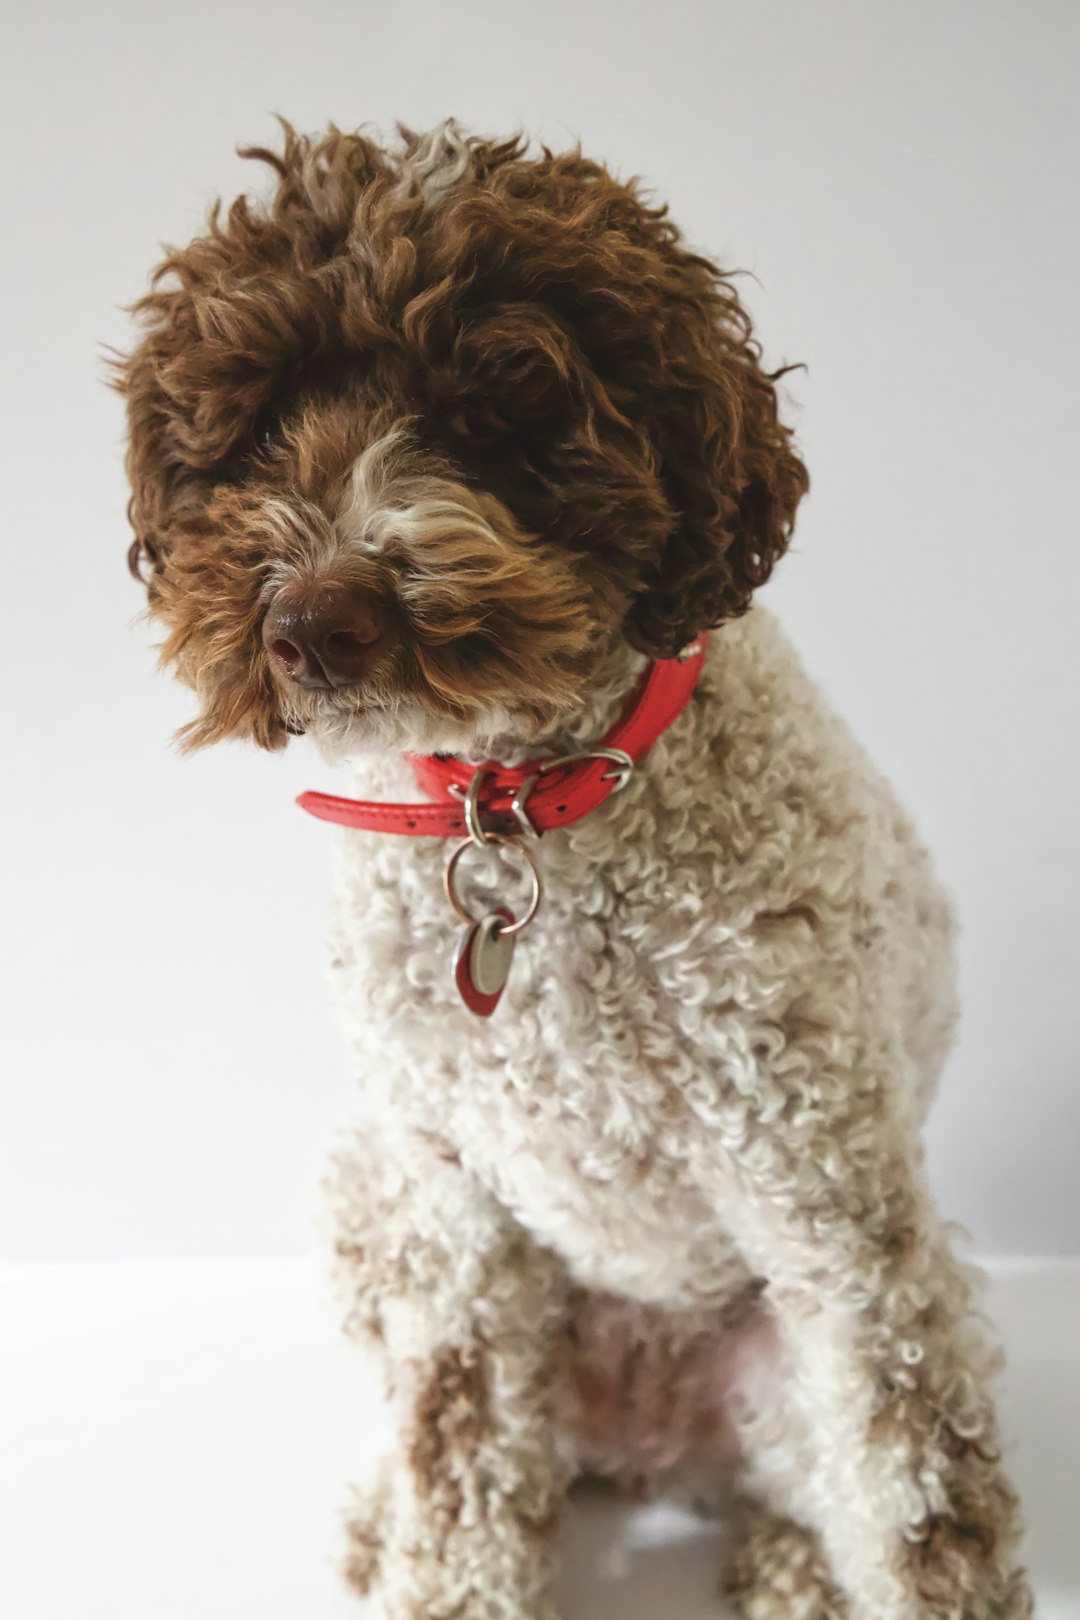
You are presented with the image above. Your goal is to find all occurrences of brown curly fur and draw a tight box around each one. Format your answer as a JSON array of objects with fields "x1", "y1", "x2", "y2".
[{"x1": 118, "y1": 120, "x2": 807, "y2": 750}]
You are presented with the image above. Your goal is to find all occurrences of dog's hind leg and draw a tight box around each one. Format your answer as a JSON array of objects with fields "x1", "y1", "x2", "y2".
[
  {"x1": 717, "y1": 1305, "x2": 848, "y2": 1618},
  {"x1": 698, "y1": 1084, "x2": 1031, "y2": 1619}
]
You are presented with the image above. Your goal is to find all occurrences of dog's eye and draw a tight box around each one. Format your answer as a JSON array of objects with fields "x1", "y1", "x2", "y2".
[{"x1": 253, "y1": 413, "x2": 279, "y2": 454}]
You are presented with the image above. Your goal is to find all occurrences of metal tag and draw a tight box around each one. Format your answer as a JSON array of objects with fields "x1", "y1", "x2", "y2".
[{"x1": 453, "y1": 907, "x2": 515, "y2": 1017}]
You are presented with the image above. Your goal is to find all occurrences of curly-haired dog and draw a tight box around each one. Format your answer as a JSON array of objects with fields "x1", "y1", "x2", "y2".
[{"x1": 120, "y1": 120, "x2": 1031, "y2": 1619}]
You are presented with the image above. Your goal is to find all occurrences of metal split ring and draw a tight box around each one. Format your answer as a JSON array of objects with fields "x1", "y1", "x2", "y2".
[
  {"x1": 448, "y1": 769, "x2": 495, "y2": 848},
  {"x1": 443, "y1": 834, "x2": 543, "y2": 937}
]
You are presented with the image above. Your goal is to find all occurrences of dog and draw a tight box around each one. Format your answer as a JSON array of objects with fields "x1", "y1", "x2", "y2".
[{"x1": 121, "y1": 120, "x2": 1030, "y2": 1619}]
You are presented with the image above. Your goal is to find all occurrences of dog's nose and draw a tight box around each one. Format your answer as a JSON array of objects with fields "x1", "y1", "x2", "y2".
[{"x1": 262, "y1": 582, "x2": 383, "y2": 690}]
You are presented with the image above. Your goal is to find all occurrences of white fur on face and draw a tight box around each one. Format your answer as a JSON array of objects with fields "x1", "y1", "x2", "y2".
[
  {"x1": 336, "y1": 427, "x2": 517, "y2": 570},
  {"x1": 259, "y1": 428, "x2": 573, "y2": 761},
  {"x1": 259, "y1": 497, "x2": 343, "y2": 594}
]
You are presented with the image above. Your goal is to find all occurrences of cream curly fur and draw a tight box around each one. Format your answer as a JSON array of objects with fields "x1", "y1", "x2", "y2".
[{"x1": 324, "y1": 607, "x2": 1030, "y2": 1620}]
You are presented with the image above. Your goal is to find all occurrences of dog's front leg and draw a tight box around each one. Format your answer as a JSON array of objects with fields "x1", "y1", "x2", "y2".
[
  {"x1": 706, "y1": 1100, "x2": 1031, "y2": 1620},
  {"x1": 354, "y1": 1146, "x2": 570, "y2": 1620}
]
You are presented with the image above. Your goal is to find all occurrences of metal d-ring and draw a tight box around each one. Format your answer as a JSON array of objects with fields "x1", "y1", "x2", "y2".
[
  {"x1": 448, "y1": 769, "x2": 494, "y2": 848},
  {"x1": 542, "y1": 746, "x2": 634, "y2": 790},
  {"x1": 509, "y1": 746, "x2": 635, "y2": 839},
  {"x1": 443, "y1": 835, "x2": 543, "y2": 937}
]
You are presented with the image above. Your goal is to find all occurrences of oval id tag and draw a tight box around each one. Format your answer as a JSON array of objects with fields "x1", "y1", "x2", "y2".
[{"x1": 453, "y1": 907, "x2": 515, "y2": 1017}]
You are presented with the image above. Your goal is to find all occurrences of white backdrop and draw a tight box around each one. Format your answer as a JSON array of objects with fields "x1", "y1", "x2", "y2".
[{"x1": 2, "y1": 0, "x2": 1077, "y2": 1260}]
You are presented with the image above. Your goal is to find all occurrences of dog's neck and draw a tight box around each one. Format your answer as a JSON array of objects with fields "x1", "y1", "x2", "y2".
[
  {"x1": 330, "y1": 638, "x2": 652, "y2": 780},
  {"x1": 462, "y1": 637, "x2": 648, "y2": 767},
  {"x1": 308, "y1": 631, "x2": 705, "y2": 849}
]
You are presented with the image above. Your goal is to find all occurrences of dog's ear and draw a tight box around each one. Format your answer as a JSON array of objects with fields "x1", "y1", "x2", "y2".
[
  {"x1": 119, "y1": 332, "x2": 212, "y2": 594},
  {"x1": 116, "y1": 120, "x2": 393, "y2": 591},
  {"x1": 625, "y1": 254, "x2": 808, "y2": 658}
]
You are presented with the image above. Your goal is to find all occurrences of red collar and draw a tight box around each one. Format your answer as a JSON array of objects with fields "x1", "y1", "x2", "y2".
[{"x1": 297, "y1": 634, "x2": 706, "y2": 840}]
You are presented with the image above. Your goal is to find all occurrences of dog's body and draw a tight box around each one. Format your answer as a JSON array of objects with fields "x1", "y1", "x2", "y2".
[
  {"x1": 121, "y1": 123, "x2": 1030, "y2": 1618},
  {"x1": 326, "y1": 606, "x2": 1004, "y2": 1618},
  {"x1": 329, "y1": 607, "x2": 953, "y2": 1323}
]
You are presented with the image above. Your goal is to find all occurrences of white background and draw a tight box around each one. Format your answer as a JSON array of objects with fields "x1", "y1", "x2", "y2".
[{"x1": 2, "y1": 0, "x2": 1078, "y2": 1261}]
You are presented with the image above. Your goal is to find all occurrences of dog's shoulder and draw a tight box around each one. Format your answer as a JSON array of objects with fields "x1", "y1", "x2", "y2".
[{"x1": 644, "y1": 605, "x2": 908, "y2": 884}]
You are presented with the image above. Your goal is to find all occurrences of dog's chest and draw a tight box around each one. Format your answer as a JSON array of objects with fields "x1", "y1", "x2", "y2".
[
  {"x1": 446, "y1": 1063, "x2": 750, "y2": 1302},
  {"x1": 326, "y1": 745, "x2": 763, "y2": 1302},
  {"x1": 322, "y1": 610, "x2": 914, "y2": 1299}
]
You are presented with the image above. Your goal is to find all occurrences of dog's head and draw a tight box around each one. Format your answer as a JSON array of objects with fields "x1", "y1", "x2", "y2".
[{"x1": 121, "y1": 121, "x2": 807, "y2": 757}]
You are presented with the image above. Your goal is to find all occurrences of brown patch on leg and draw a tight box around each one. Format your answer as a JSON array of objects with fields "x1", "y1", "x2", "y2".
[
  {"x1": 865, "y1": 1369, "x2": 1031, "y2": 1615},
  {"x1": 907, "y1": 1506, "x2": 1033, "y2": 1619},
  {"x1": 405, "y1": 1343, "x2": 563, "y2": 1568},
  {"x1": 409, "y1": 1346, "x2": 490, "y2": 1497}
]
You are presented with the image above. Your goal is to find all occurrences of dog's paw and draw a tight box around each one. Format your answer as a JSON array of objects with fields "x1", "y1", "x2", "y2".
[{"x1": 720, "y1": 1502, "x2": 846, "y2": 1620}]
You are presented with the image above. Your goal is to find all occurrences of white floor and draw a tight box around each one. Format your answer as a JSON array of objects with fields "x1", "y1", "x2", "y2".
[{"x1": 1, "y1": 1259, "x2": 1077, "y2": 1618}]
